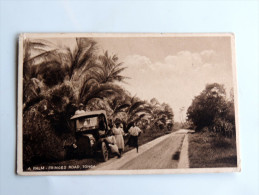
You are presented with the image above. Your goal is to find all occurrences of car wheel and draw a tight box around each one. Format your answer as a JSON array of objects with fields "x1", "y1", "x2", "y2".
[{"x1": 101, "y1": 142, "x2": 109, "y2": 162}]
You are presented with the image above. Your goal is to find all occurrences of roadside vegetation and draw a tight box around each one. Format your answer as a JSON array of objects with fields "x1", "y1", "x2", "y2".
[
  {"x1": 188, "y1": 131, "x2": 237, "y2": 168},
  {"x1": 23, "y1": 38, "x2": 174, "y2": 169},
  {"x1": 187, "y1": 83, "x2": 237, "y2": 168}
]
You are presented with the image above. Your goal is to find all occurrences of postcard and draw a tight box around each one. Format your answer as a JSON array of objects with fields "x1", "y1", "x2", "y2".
[{"x1": 17, "y1": 33, "x2": 240, "y2": 175}]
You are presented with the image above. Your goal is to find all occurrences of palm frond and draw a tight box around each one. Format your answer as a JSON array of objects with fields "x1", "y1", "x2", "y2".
[
  {"x1": 128, "y1": 101, "x2": 145, "y2": 114},
  {"x1": 128, "y1": 113, "x2": 147, "y2": 124},
  {"x1": 88, "y1": 69, "x2": 106, "y2": 83},
  {"x1": 130, "y1": 107, "x2": 152, "y2": 119},
  {"x1": 114, "y1": 103, "x2": 130, "y2": 114},
  {"x1": 112, "y1": 54, "x2": 118, "y2": 62},
  {"x1": 24, "y1": 49, "x2": 60, "y2": 66},
  {"x1": 94, "y1": 50, "x2": 128, "y2": 84},
  {"x1": 71, "y1": 60, "x2": 99, "y2": 81},
  {"x1": 79, "y1": 76, "x2": 99, "y2": 100},
  {"x1": 82, "y1": 84, "x2": 123, "y2": 105},
  {"x1": 75, "y1": 38, "x2": 97, "y2": 68},
  {"x1": 110, "y1": 67, "x2": 127, "y2": 78}
]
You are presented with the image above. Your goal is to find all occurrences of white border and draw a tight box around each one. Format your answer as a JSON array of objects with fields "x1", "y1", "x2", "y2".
[{"x1": 17, "y1": 33, "x2": 241, "y2": 176}]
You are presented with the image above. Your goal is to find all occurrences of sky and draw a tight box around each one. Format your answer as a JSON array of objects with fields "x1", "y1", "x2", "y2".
[
  {"x1": 94, "y1": 36, "x2": 234, "y2": 122},
  {"x1": 31, "y1": 35, "x2": 235, "y2": 122}
]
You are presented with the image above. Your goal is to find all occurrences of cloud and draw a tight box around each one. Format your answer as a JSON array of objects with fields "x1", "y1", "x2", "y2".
[
  {"x1": 121, "y1": 50, "x2": 233, "y2": 122},
  {"x1": 201, "y1": 49, "x2": 216, "y2": 58},
  {"x1": 124, "y1": 55, "x2": 152, "y2": 72}
]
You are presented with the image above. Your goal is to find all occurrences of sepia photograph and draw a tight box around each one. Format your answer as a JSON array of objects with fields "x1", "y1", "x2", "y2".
[{"x1": 17, "y1": 33, "x2": 240, "y2": 175}]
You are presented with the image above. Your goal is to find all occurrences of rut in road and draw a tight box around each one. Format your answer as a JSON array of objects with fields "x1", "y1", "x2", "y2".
[{"x1": 119, "y1": 134, "x2": 185, "y2": 170}]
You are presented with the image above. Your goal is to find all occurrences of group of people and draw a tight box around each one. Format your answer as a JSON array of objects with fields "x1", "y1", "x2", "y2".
[{"x1": 105, "y1": 120, "x2": 142, "y2": 158}]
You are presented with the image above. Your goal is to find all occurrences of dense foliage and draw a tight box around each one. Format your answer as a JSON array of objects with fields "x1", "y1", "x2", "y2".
[
  {"x1": 187, "y1": 83, "x2": 235, "y2": 137},
  {"x1": 23, "y1": 38, "x2": 174, "y2": 168}
]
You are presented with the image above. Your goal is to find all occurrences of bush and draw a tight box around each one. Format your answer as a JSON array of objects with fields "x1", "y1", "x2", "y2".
[
  {"x1": 23, "y1": 100, "x2": 67, "y2": 169},
  {"x1": 211, "y1": 118, "x2": 235, "y2": 138},
  {"x1": 201, "y1": 126, "x2": 209, "y2": 132}
]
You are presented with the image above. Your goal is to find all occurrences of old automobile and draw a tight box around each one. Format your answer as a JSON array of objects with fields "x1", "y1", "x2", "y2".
[{"x1": 69, "y1": 110, "x2": 110, "y2": 161}]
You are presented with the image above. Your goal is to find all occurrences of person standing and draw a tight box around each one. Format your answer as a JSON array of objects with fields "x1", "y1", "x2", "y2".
[
  {"x1": 75, "y1": 103, "x2": 86, "y2": 115},
  {"x1": 112, "y1": 120, "x2": 125, "y2": 156},
  {"x1": 127, "y1": 122, "x2": 142, "y2": 153},
  {"x1": 105, "y1": 130, "x2": 120, "y2": 158}
]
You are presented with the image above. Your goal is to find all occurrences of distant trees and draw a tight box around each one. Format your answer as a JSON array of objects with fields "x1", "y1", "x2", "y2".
[
  {"x1": 149, "y1": 100, "x2": 174, "y2": 131},
  {"x1": 187, "y1": 83, "x2": 235, "y2": 137}
]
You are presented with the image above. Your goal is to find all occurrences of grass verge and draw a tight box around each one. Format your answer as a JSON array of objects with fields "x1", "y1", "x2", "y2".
[{"x1": 188, "y1": 131, "x2": 237, "y2": 168}]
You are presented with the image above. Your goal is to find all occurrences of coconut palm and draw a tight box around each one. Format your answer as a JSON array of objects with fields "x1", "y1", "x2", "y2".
[
  {"x1": 23, "y1": 39, "x2": 60, "y2": 78},
  {"x1": 23, "y1": 38, "x2": 101, "y2": 111},
  {"x1": 81, "y1": 83, "x2": 124, "y2": 106},
  {"x1": 23, "y1": 37, "x2": 127, "y2": 133},
  {"x1": 117, "y1": 96, "x2": 152, "y2": 129},
  {"x1": 90, "y1": 51, "x2": 129, "y2": 84},
  {"x1": 105, "y1": 94, "x2": 131, "y2": 118},
  {"x1": 23, "y1": 39, "x2": 60, "y2": 111},
  {"x1": 148, "y1": 101, "x2": 174, "y2": 131},
  {"x1": 23, "y1": 38, "x2": 97, "y2": 86},
  {"x1": 41, "y1": 39, "x2": 125, "y2": 118}
]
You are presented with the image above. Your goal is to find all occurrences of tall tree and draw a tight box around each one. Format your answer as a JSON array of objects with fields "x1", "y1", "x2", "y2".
[
  {"x1": 187, "y1": 83, "x2": 228, "y2": 131},
  {"x1": 23, "y1": 38, "x2": 125, "y2": 132},
  {"x1": 90, "y1": 51, "x2": 128, "y2": 84},
  {"x1": 23, "y1": 39, "x2": 60, "y2": 111}
]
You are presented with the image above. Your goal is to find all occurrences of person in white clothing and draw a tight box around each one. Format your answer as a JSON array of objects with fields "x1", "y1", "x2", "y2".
[
  {"x1": 75, "y1": 103, "x2": 86, "y2": 115},
  {"x1": 126, "y1": 122, "x2": 142, "y2": 153},
  {"x1": 112, "y1": 120, "x2": 125, "y2": 156},
  {"x1": 105, "y1": 130, "x2": 120, "y2": 157}
]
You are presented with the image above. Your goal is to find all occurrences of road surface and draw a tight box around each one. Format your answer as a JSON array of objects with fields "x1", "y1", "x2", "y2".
[{"x1": 92, "y1": 129, "x2": 193, "y2": 170}]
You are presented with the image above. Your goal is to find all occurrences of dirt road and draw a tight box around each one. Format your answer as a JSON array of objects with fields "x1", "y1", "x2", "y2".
[
  {"x1": 120, "y1": 134, "x2": 185, "y2": 169},
  {"x1": 92, "y1": 129, "x2": 192, "y2": 170}
]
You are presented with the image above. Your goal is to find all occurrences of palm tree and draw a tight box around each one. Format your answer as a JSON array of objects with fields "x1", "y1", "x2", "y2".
[
  {"x1": 90, "y1": 51, "x2": 129, "y2": 84},
  {"x1": 23, "y1": 39, "x2": 60, "y2": 78},
  {"x1": 22, "y1": 37, "x2": 135, "y2": 165},
  {"x1": 23, "y1": 39, "x2": 60, "y2": 111},
  {"x1": 77, "y1": 50, "x2": 130, "y2": 109},
  {"x1": 23, "y1": 38, "x2": 114, "y2": 111},
  {"x1": 23, "y1": 38, "x2": 127, "y2": 132},
  {"x1": 121, "y1": 97, "x2": 152, "y2": 129},
  {"x1": 40, "y1": 39, "x2": 125, "y2": 119},
  {"x1": 81, "y1": 82, "x2": 124, "y2": 106},
  {"x1": 106, "y1": 95, "x2": 130, "y2": 118},
  {"x1": 148, "y1": 101, "x2": 174, "y2": 131}
]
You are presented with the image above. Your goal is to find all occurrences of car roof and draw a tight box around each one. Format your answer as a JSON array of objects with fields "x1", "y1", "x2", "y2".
[{"x1": 70, "y1": 110, "x2": 107, "y2": 120}]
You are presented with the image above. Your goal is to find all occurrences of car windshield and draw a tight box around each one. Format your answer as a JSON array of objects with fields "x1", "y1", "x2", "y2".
[{"x1": 76, "y1": 116, "x2": 99, "y2": 131}]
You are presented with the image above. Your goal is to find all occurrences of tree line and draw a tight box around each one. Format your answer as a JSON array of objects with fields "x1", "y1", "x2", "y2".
[
  {"x1": 187, "y1": 83, "x2": 236, "y2": 137},
  {"x1": 22, "y1": 38, "x2": 174, "y2": 168}
]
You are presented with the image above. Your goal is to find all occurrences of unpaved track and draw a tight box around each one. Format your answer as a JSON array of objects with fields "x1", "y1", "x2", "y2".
[
  {"x1": 120, "y1": 134, "x2": 184, "y2": 170},
  {"x1": 92, "y1": 129, "x2": 193, "y2": 170}
]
